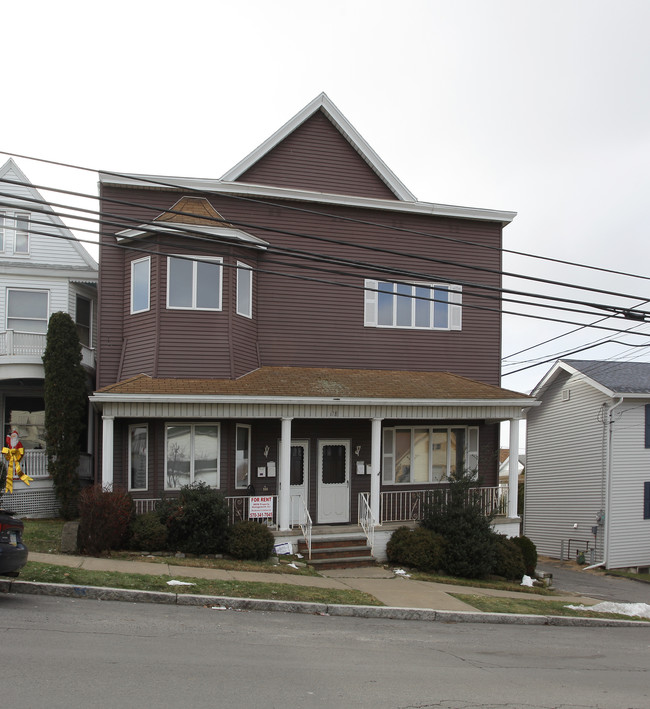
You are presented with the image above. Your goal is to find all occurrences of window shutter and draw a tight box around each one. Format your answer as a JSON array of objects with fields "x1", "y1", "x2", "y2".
[
  {"x1": 644, "y1": 481, "x2": 650, "y2": 520},
  {"x1": 449, "y1": 285, "x2": 462, "y2": 330},
  {"x1": 645, "y1": 405, "x2": 650, "y2": 448},
  {"x1": 467, "y1": 426, "x2": 479, "y2": 478},
  {"x1": 364, "y1": 279, "x2": 378, "y2": 326}
]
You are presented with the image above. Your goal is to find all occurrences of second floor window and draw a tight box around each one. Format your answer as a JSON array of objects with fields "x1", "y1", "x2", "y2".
[
  {"x1": 364, "y1": 279, "x2": 462, "y2": 330},
  {"x1": 7, "y1": 288, "x2": 48, "y2": 333},
  {"x1": 167, "y1": 256, "x2": 222, "y2": 310},
  {"x1": 0, "y1": 212, "x2": 30, "y2": 255},
  {"x1": 236, "y1": 262, "x2": 252, "y2": 318},
  {"x1": 76, "y1": 295, "x2": 92, "y2": 346},
  {"x1": 131, "y1": 257, "x2": 150, "y2": 314}
]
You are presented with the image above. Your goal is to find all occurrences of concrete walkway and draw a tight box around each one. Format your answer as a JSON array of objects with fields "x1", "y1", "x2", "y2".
[{"x1": 27, "y1": 552, "x2": 599, "y2": 612}]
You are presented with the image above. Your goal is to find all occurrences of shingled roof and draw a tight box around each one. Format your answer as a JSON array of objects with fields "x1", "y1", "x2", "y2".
[{"x1": 95, "y1": 367, "x2": 530, "y2": 401}]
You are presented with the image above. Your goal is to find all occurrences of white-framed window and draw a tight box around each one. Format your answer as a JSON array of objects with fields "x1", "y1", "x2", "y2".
[
  {"x1": 75, "y1": 294, "x2": 92, "y2": 347},
  {"x1": 236, "y1": 262, "x2": 252, "y2": 318},
  {"x1": 235, "y1": 424, "x2": 251, "y2": 489},
  {"x1": 128, "y1": 424, "x2": 148, "y2": 491},
  {"x1": 165, "y1": 423, "x2": 220, "y2": 490},
  {"x1": 131, "y1": 257, "x2": 150, "y2": 314},
  {"x1": 167, "y1": 256, "x2": 222, "y2": 310},
  {"x1": 0, "y1": 211, "x2": 30, "y2": 255},
  {"x1": 364, "y1": 279, "x2": 461, "y2": 330},
  {"x1": 6, "y1": 288, "x2": 49, "y2": 332},
  {"x1": 382, "y1": 426, "x2": 479, "y2": 484},
  {"x1": 14, "y1": 213, "x2": 30, "y2": 254}
]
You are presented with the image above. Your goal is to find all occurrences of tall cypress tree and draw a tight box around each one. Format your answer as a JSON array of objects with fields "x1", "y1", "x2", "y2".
[{"x1": 43, "y1": 312, "x2": 87, "y2": 519}]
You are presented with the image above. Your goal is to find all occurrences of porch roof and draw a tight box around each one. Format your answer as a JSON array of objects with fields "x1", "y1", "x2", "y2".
[{"x1": 94, "y1": 367, "x2": 532, "y2": 404}]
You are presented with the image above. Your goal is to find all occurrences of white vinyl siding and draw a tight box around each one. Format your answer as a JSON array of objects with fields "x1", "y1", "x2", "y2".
[
  {"x1": 525, "y1": 372, "x2": 609, "y2": 562},
  {"x1": 364, "y1": 279, "x2": 461, "y2": 330}
]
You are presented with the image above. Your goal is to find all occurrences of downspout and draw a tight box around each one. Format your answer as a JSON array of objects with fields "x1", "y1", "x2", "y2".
[{"x1": 603, "y1": 397, "x2": 623, "y2": 569}]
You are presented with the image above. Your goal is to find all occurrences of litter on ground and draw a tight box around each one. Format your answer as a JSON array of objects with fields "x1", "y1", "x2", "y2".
[{"x1": 166, "y1": 579, "x2": 195, "y2": 586}]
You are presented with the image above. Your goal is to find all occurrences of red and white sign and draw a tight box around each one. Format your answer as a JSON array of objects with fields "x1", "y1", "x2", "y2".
[{"x1": 249, "y1": 496, "x2": 274, "y2": 519}]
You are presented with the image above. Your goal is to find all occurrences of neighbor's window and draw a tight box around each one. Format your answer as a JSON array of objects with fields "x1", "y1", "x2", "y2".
[
  {"x1": 236, "y1": 262, "x2": 252, "y2": 318},
  {"x1": 644, "y1": 481, "x2": 650, "y2": 520},
  {"x1": 75, "y1": 295, "x2": 92, "y2": 347},
  {"x1": 0, "y1": 213, "x2": 4, "y2": 251},
  {"x1": 6, "y1": 288, "x2": 48, "y2": 332},
  {"x1": 382, "y1": 426, "x2": 478, "y2": 484},
  {"x1": 165, "y1": 423, "x2": 219, "y2": 490},
  {"x1": 131, "y1": 257, "x2": 150, "y2": 314},
  {"x1": 364, "y1": 280, "x2": 461, "y2": 330},
  {"x1": 167, "y1": 256, "x2": 222, "y2": 310},
  {"x1": 14, "y1": 213, "x2": 30, "y2": 253},
  {"x1": 235, "y1": 424, "x2": 251, "y2": 489},
  {"x1": 128, "y1": 424, "x2": 148, "y2": 491}
]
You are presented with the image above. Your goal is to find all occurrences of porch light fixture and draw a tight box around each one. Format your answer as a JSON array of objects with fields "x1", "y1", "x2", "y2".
[{"x1": 264, "y1": 445, "x2": 270, "y2": 458}]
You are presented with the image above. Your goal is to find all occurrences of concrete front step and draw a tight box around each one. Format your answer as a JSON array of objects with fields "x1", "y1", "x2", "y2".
[
  {"x1": 298, "y1": 534, "x2": 377, "y2": 570},
  {"x1": 307, "y1": 556, "x2": 379, "y2": 570},
  {"x1": 308, "y1": 545, "x2": 372, "y2": 560}
]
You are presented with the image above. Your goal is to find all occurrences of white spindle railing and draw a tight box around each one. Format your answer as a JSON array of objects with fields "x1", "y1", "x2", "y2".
[
  {"x1": 358, "y1": 492, "x2": 375, "y2": 554},
  {"x1": 380, "y1": 486, "x2": 508, "y2": 523},
  {"x1": 0, "y1": 330, "x2": 95, "y2": 368}
]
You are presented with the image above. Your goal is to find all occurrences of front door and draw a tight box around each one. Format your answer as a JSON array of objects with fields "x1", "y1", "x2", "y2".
[
  {"x1": 317, "y1": 439, "x2": 350, "y2": 524},
  {"x1": 289, "y1": 440, "x2": 309, "y2": 526}
]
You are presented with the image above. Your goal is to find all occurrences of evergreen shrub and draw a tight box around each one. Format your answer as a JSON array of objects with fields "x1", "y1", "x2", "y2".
[
  {"x1": 228, "y1": 520, "x2": 275, "y2": 560},
  {"x1": 491, "y1": 534, "x2": 526, "y2": 580},
  {"x1": 77, "y1": 485, "x2": 134, "y2": 555},
  {"x1": 512, "y1": 535, "x2": 538, "y2": 576},
  {"x1": 386, "y1": 526, "x2": 445, "y2": 572},
  {"x1": 130, "y1": 512, "x2": 168, "y2": 552},
  {"x1": 157, "y1": 482, "x2": 229, "y2": 555},
  {"x1": 421, "y1": 471, "x2": 496, "y2": 579}
]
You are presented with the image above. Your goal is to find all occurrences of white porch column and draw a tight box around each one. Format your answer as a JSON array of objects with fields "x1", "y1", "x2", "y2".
[
  {"x1": 278, "y1": 417, "x2": 292, "y2": 531},
  {"x1": 370, "y1": 417, "x2": 382, "y2": 524},
  {"x1": 102, "y1": 415, "x2": 114, "y2": 491},
  {"x1": 508, "y1": 418, "x2": 520, "y2": 519}
]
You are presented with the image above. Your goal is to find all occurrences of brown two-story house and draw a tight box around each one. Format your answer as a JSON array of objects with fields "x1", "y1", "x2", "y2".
[{"x1": 92, "y1": 93, "x2": 533, "y2": 543}]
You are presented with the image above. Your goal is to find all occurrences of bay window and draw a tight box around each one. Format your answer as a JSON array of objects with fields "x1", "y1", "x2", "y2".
[
  {"x1": 131, "y1": 257, "x2": 150, "y2": 314},
  {"x1": 167, "y1": 256, "x2": 222, "y2": 310},
  {"x1": 383, "y1": 426, "x2": 479, "y2": 484}
]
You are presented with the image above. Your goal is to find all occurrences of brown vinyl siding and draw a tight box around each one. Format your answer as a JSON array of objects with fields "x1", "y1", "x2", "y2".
[
  {"x1": 237, "y1": 110, "x2": 399, "y2": 200},
  {"x1": 98, "y1": 185, "x2": 503, "y2": 388}
]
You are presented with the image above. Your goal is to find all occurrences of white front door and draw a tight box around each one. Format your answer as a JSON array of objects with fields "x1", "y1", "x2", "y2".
[
  {"x1": 317, "y1": 439, "x2": 350, "y2": 524},
  {"x1": 288, "y1": 440, "x2": 309, "y2": 526}
]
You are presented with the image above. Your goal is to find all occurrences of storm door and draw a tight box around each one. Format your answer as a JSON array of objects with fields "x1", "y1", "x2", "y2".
[
  {"x1": 288, "y1": 440, "x2": 309, "y2": 526},
  {"x1": 317, "y1": 439, "x2": 350, "y2": 524}
]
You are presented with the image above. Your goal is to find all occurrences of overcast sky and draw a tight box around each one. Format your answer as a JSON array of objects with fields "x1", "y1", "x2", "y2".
[{"x1": 4, "y1": 0, "x2": 650, "y2": 400}]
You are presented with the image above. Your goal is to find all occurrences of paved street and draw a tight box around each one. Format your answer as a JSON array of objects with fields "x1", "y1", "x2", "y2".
[{"x1": 2, "y1": 593, "x2": 649, "y2": 709}]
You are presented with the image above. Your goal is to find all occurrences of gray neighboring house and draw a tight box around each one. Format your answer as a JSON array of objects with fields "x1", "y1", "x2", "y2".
[{"x1": 525, "y1": 359, "x2": 650, "y2": 570}]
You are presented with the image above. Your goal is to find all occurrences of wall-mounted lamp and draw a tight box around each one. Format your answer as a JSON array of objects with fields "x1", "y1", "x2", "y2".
[
  {"x1": 264, "y1": 445, "x2": 270, "y2": 459},
  {"x1": 355, "y1": 445, "x2": 361, "y2": 457}
]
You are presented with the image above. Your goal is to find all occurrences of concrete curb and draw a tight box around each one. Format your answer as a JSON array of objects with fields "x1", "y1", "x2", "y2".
[{"x1": 2, "y1": 578, "x2": 649, "y2": 627}]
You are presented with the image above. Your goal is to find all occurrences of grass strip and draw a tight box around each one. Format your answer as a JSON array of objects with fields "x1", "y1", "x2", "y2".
[
  {"x1": 20, "y1": 561, "x2": 382, "y2": 606},
  {"x1": 451, "y1": 593, "x2": 650, "y2": 621}
]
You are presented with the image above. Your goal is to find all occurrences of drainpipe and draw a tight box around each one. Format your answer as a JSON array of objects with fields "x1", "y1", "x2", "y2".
[{"x1": 603, "y1": 397, "x2": 623, "y2": 569}]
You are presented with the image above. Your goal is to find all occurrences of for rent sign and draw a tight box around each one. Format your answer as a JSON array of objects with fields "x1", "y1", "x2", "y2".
[{"x1": 249, "y1": 496, "x2": 274, "y2": 519}]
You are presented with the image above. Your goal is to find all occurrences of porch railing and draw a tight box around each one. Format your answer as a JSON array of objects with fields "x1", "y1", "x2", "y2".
[
  {"x1": 358, "y1": 492, "x2": 375, "y2": 554},
  {"x1": 0, "y1": 329, "x2": 95, "y2": 368},
  {"x1": 291, "y1": 494, "x2": 312, "y2": 559},
  {"x1": 13, "y1": 450, "x2": 93, "y2": 481},
  {"x1": 380, "y1": 486, "x2": 508, "y2": 523},
  {"x1": 133, "y1": 495, "x2": 279, "y2": 528}
]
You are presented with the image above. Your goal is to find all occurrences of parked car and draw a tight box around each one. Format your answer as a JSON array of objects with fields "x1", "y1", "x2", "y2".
[{"x1": 0, "y1": 509, "x2": 28, "y2": 577}]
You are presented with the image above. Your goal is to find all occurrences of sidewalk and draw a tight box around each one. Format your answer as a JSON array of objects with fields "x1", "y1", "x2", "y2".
[{"x1": 18, "y1": 551, "x2": 620, "y2": 622}]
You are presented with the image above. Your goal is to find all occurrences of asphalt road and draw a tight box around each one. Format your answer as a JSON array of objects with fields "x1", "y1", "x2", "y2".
[
  {"x1": 2, "y1": 593, "x2": 649, "y2": 709},
  {"x1": 537, "y1": 559, "x2": 650, "y2": 604}
]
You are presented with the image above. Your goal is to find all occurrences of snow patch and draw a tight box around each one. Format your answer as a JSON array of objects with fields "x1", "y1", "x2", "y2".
[{"x1": 565, "y1": 602, "x2": 650, "y2": 619}]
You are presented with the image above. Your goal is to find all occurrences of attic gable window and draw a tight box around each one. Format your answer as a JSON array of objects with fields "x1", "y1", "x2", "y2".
[
  {"x1": 364, "y1": 280, "x2": 461, "y2": 330},
  {"x1": 167, "y1": 256, "x2": 222, "y2": 311},
  {"x1": 0, "y1": 211, "x2": 30, "y2": 255}
]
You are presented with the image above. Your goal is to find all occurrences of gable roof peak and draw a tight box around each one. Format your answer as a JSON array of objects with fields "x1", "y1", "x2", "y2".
[{"x1": 220, "y1": 93, "x2": 417, "y2": 202}]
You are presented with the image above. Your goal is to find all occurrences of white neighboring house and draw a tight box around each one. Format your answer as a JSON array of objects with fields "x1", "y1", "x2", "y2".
[
  {"x1": 525, "y1": 359, "x2": 650, "y2": 570},
  {"x1": 0, "y1": 158, "x2": 97, "y2": 516}
]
